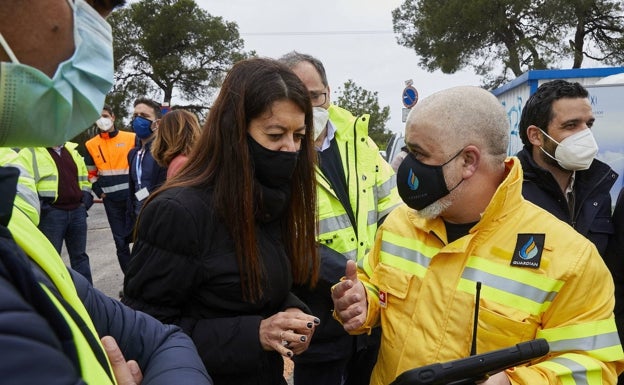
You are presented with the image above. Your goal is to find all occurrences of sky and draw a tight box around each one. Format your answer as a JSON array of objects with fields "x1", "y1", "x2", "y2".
[{"x1": 194, "y1": 0, "x2": 482, "y2": 134}]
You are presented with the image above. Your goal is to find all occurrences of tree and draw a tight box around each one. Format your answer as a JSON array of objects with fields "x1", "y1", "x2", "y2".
[
  {"x1": 392, "y1": 0, "x2": 624, "y2": 89},
  {"x1": 334, "y1": 80, "x2": 392, "y2": 148},
  {"x1": 107, "y1": 0, "x2": 250, "y2": 123}
]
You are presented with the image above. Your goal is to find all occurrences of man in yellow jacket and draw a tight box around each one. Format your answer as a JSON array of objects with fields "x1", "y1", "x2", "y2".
[
  {"x1": 17, "y1": 143, "x2": 94, "y2": 283},
  {"x1": 332, "y1": 86, "x2": 624, "y2": 385}
]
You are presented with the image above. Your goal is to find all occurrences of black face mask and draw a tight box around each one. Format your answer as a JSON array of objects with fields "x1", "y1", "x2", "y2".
[
  {"x1": 397, "y1": 149, "x2": 463, "y2": 210},
  {"x1": 247, "y1": 135, "x2": 299, "y2": 188}
]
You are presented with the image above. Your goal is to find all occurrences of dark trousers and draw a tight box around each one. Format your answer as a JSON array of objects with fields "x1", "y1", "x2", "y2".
[
  {"x1": 103, "y1": 198, "x2": 131, "y2": 273},
  {"x1": 38, "y1": 205, "x2": 92, "y2": 283},
  {"x1": 294, "y1": 328, "x2": 381, "y2": 385}
]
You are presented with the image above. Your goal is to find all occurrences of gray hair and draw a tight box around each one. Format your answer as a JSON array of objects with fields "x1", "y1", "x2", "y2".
[
  {"x1": 278, "y1": 51, "x2": 329, "y2": 87},
  {"x1": 407, "y1": 86, "x2": 509, "y2": 163}
]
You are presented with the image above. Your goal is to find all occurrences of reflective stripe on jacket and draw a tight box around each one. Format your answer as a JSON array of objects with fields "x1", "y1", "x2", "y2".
[
  {"x1": 352, "y1": 157, "x2": 624, "y2": 385},
  {"x1": 85, "y1": 130, "x2": 135, "y2": 200},
  {"x1": 18, "y1": 142, "x2": 91, "y2": 202},
  {"x1": 317, "y1": 104, "x2": 400, "y2": 262},
  {"x1": 7, "y1": 207, "x2": 116, "y2": 384}
]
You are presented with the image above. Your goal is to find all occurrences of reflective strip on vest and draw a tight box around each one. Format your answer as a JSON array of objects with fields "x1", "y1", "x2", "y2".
[
  {"x1": 98, "y1": 169, "x2": 130, "y2": 176},
  {"x1": 101, "y1": 182, "x2": 130, "y2": 194},
  {"x1": 376, "y1": 177, "x2": 396, "y2": 218},
  {"x1": 37, "y1": 173, "x2": 59, "y2": 198},
  {"x1": 319, "y1": 213, "x2": 352, "y2": 237}
]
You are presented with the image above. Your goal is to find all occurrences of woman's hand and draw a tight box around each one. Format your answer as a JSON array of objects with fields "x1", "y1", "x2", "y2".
[{"x1": 259, "y1": 309, "x2": 320, "y2": 357}]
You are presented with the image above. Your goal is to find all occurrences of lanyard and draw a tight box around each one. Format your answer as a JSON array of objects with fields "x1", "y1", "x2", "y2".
[{"x1": 135, "y1": 148, "x2": 145, "y2": 188}]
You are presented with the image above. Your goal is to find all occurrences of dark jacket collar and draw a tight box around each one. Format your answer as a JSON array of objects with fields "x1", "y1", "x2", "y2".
[{"x1": 0, "y1": 167, "x2": 19, "y2": 227}]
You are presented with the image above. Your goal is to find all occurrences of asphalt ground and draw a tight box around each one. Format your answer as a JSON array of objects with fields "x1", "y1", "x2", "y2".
[{"x1": 60, "y1": 201, "x2": 123, "y2": 298}]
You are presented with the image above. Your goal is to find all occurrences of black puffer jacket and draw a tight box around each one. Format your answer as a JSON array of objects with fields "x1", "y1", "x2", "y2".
[
  {"x1": 517, "y1": 147, "x2": 617, "y2": 256},
  {"x1": 123, "y1": 184, "x2": 309, "y2": 385}
]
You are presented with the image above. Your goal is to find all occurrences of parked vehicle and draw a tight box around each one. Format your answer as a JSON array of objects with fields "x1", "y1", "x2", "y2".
[{"x1": 385, "y1": 132, "x2": 405, "y2": 164}]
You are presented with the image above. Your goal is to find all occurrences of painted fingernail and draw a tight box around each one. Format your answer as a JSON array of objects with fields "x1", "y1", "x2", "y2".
[
  {"x1": 300, "y1": 336, "x2": 307, "y2": 342},
  {"x1": 307, "y1": 322, "x2": 313, "y2": 328},
  {"x1": 287, "y1": 351, "x2": 293, "y2": 357},
  {"x1": 313, "y1": 317, "x2": 320, "y2": 324}
]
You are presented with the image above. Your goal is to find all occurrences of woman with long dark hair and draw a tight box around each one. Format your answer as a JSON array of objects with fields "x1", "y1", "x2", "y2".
[{"x1": 123, "y1": 57, "x2": 320, "y2": 385}]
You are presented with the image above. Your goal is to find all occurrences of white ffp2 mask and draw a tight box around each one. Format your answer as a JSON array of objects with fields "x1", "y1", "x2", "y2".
[
  {"x1": 539, "y1": 128, "x2": 598, "y2": 170},
  {"x1": 312, "y1": 107, "x2": 329, "y2": 140}
]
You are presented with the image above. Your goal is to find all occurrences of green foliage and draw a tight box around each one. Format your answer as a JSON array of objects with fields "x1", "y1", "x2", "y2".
[
  {"x1": 107, "y1": 0, "x2": 251, "y2": 124},
  {"x1": 334, "y1": 80, "x2": 392, "y2": 148},
  {"x1": 392, "y1": 0, "x2": 624, "y2": 89}
]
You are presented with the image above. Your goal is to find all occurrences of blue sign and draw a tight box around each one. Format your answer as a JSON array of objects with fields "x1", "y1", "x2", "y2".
[{"x1": 402, "y1": 85, "x2": 418, "y2": 108}]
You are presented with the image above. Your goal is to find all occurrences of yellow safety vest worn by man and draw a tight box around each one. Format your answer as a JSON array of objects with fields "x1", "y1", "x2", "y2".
[
  {"x1": 21, "y1": 142, "x2": 92, "y2": 202},
  {"x1": 348, "y1": 157, "x2": 624, "y2": 385},
  {"x1": 317, "y1": 104, "x2": 400, "y2": 263},
  {"x1": 293, "y1": 102, "x2": 401, "y2": 382},
  {"x1": 17, "y1": 142, "x2": 95, "y2": 282}
]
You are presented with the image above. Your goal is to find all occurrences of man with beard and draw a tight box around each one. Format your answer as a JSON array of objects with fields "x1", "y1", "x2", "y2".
[
  {"x1": 331, "y1": 86, "x2": 624, "y2": 385},
  {"x1": 516, "y1": 79, "x2": 617, "y2": 256}
]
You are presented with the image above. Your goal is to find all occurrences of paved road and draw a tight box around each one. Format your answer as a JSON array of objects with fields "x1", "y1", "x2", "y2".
[{"x1": 60, "y1": 201, "x2": 123, "y2": 298}]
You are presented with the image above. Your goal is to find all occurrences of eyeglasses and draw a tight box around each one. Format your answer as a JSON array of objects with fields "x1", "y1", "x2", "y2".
[{"x1": 310, "y1": 91, "x2": 327, "y2": 107}]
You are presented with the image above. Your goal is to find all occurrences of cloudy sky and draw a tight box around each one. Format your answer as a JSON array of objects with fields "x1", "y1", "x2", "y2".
[{"x1": 194, "y1": 0, "x2": 482, "y2": 134}]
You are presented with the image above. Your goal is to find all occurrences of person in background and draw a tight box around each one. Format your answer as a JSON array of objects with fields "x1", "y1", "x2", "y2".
[
  {"x1": 279, "y1": 51, "x2": 401, "y2": 385},
  {"x1": 85, "y1": 105, "x2": 136, "y2": 274},
  {"x1": 150, "y1": 108, "x2": 201, "y2": 178},
  {"x1": 17, "y1": 142, "x2": 94, "y2": 283},
  {"x1": 128, "y1": 97, "x2": 167, "y2": 219},
  {"x1": 516, "y1": 79, "x2": 617, "y2": 256},
  {"x1": 0, "y1": 0, "x2": 212, "y2": 383},
  {"x1": 123, "y1": 57, "x2": 320, "y2": 385},
  {"x1": 331, "y1": 85, "x2": 624, "y2": 385}
]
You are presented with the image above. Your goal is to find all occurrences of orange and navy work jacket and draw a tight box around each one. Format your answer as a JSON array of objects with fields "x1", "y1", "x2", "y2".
[{"x1": 85, "y1": 130, "x2": 135, "y2": 201}]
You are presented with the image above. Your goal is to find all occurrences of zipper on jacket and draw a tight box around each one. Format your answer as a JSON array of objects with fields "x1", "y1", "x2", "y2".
[
  {"x1": 471, "y1": 281, "x2": 482, "y2": 355},
  {"x1": 97, "y1": 145, "x2": 107, "y2": 163}
]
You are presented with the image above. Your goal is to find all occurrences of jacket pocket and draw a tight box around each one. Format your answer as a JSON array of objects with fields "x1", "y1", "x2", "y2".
[
  {"x1": 588, "y1": 215, "x2": 614, "y2": 235},
  {"x1": 476, "y1": 302, "x2": 538, "y2": 352},
  {"x1": 371, "y1": 263, "x2": 418, "y2": 314}
]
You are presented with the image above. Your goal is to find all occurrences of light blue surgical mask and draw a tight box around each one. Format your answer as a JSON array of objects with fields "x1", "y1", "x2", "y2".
[{"x1": 0, "y1": 0, "x2": 114, "y2": 147}]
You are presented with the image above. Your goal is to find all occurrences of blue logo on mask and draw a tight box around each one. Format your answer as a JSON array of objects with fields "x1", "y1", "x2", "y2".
[{"x1": 407, "y1": 169, "x2": 419, "y2": 190}]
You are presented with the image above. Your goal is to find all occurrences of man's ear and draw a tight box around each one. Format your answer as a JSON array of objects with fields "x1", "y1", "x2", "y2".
[
  {"x1": 527, "y1": 125, "x2": 544, "y2": 147},
  {"x1": 461, "y1": 145, "x2": 480, "y2": 178}
]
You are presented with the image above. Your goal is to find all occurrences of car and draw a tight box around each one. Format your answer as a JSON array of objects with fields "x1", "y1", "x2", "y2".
[{"x1": 385, "y1": 132, "x2": 406, "y2": 168}]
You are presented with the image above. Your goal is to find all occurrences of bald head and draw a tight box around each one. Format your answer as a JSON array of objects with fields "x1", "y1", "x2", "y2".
[{"x1": 406, "y1": 86, "x2": 509, "y2": 162}]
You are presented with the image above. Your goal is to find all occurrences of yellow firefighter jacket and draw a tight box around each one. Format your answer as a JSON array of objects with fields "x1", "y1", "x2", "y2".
[{"x1": 351, "y1": 157, "x2": 624, "y2": 385}]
